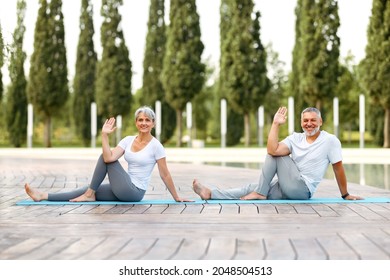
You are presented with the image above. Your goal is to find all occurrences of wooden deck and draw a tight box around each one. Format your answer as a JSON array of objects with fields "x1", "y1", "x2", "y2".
[{"x1": 1, "y1": 151, "x2": 390, "y2": 260}]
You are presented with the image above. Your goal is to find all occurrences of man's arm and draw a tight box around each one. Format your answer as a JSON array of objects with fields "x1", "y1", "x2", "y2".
[
  {"x1": 332, "y1": 161, "x2": 363, "y2": 200},
  {"x1": 267, "y1": 107, "x2": 290, "y2": 156}
]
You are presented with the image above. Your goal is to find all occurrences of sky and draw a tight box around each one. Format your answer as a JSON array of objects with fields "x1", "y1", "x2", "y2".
[{"x1": 0, "y1": 0, "x2": 373, "y2": 91}]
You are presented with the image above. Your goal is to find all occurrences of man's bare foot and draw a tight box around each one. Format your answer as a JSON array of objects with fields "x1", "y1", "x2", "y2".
[
  {"x1": 25, "y1": 183, "x2": 48, "y2": 202},
  {"x1": 240, "y1": 191, "x2": 267, "y2": 200},
  {"x1": 69, "y1": 188, "x2": 96, "y2": 202},
  {"x1": 192, "y1": 179, "x2": 211, "y2": 200}
]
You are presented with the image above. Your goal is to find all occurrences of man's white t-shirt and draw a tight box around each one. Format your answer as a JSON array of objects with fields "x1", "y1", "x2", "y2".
[
  {"x1": 118, "y1": 136, "x2": 166, "y2": 190},
  {"x1": 281, "y1": 130, "x2": 343, "y2": 195}
]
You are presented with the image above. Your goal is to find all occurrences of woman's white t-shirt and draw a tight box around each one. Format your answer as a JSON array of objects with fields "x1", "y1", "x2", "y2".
[{"x1": 117, "y1": 136, "x2": 166, "y2": 190}]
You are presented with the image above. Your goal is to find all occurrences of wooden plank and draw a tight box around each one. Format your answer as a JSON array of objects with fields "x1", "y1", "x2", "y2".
[
  {"x1": 124, "y1": 204, "x2": 151, "y2": 214},
  {"x1": 347, "y1": 204, "x2": 387, "y2": 220},
  {"x1": 181, "y1": 204, "x2": 203, "y2": 214},
  {"x1": 162, "y1": 204, "x2": 186, "y2": 214},
  {"x1": 203, "y1": 237, "x2": 236, "y2": 260},
  {"x1": 311, "y1": 204, "x2": 339, "y2": 217},
  {"x1": 171, "y1": 238, "x2": 210, "y2": 260},
  {"x1": 316, "y1": 235, "x2": 359, "y2": 260},
  {"x1": 338, "y1": 232, "x2": 389, "y2": 259},
  {"x1": 0, "y1": 238, "x2": 50, "y2": 260},
  {"x1": 274, "y1": 205, "x2": 297, "y2": 214},
  {"x1": 87, "y1": 205, "x2": 116, "y2": 214},
  {"x1": 257, "y1": 204, "x2": 278, "y2": 214},
  {"x1": 291, "y1": 238, "x2": 327, "y2": 260},
  {"x1": 49, "y1": 237, "x2": 107, "y2": 260},
  {"x1": 234, "y1": 238, "x2": 265, "y2": 259},
  {"x1": 263, "y1": 238, "x2": 296, "y2": 260},
  {"x1": 293, "y1": 205, "x2": 318, "y2": 215},
  {"x1": 142, "y1": 204, "x2": 169, "y2": 214},
  {"x1": 105, "y1": 205, "x2": 134, "y2": 214},
  {"x1": 20, "y1": 237, "x2": 80, "y2": 260},
  {"x1": 109, "y1": 238, "x2": 156, "y2": 260},
  {"x1": 201, "y1": 203, "x2": 221, "y2": 214},
  {"x1": 220, "y1": 204, "x2": 239, "y2": 214},
  {"x1": 77, "y1": 237, "x2": 133, "y2": 260},
  {"x1": 66, "y1": 204, "x2": 98, "y2": 214},
  {"x1": 238, "y1": 204, "x2": 259, "y2": 214},
  {"x1": 363, "y1": 230, "x2": 390, "y2": 257},
  {"x1": 139, "y1": 238, "x2": 181, "y2": 260}
]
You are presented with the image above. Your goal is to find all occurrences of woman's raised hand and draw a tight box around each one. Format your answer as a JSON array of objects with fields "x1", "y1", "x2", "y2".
[{"x1": 102, "y1": 117, "x2": 117, "y2": 135}]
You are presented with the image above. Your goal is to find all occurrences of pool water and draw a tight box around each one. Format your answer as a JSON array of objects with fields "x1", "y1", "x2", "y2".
[{"x1": 204, "y1": 162, "x2": 390, "y2": 190}]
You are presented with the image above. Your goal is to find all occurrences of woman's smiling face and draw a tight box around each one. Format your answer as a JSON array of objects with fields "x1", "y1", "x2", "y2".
[{"x1": 136, "y1": 112, "x2": 155, "y2": 133}]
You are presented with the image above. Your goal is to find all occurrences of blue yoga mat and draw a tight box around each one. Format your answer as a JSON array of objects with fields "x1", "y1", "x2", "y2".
[{"x1": 15, "y1": 197, "x2": 390, "y2": 205}]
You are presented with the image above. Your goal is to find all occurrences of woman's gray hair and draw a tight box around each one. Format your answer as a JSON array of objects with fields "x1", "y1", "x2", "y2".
[
  {"x1": 301, "y1": 107, "x2": 321, "y2": 119},
  {"x1": 135, "y1": 106, "x2": 156, "y2": 121}
]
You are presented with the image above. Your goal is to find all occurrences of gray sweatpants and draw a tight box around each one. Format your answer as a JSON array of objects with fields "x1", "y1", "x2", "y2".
[
  {"x1": 211, "y1": 154, "x2": 311, "y2": 200},
  {"x1": 48, "y1": 154, "x2": 145, "y2": 201}
]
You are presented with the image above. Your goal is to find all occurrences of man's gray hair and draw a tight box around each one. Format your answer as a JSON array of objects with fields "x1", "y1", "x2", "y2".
[
  {"x1": 135, "y1": 106, "x2": 156, "y2": 121},
  {"x1": 301, "y1": 107, "x2": 321, "y2": 119}
]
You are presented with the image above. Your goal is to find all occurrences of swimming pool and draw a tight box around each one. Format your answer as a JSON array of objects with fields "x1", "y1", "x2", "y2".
[{"x1": 204, "y1": 162, "x2": 390, "y2": 190}]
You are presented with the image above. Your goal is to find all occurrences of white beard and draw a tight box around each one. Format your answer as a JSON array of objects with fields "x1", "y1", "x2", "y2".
[{"x1": 303, "y1": 126, "x2": 319, "y2": 137}]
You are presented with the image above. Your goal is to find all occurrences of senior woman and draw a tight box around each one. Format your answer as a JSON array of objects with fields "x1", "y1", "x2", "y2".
[{"x1": 25, "y1": 106, "x2": 191, "y2": 203}]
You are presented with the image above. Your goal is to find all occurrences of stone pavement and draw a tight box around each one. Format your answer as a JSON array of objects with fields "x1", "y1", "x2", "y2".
[{"x1": 0, "y1": 148, "x2": 390, "y2": 260}]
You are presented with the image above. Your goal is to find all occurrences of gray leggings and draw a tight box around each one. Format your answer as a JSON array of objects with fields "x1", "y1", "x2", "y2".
[
  {"x1": 48, "y1": 154, "x2": 145, "y2": 201},
  {"x1": 211, "y1": 154, "x2": 311, "y2": 200}
]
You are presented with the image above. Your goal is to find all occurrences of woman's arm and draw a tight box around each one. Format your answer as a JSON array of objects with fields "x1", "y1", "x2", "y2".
[
  {"x1": 156, "y1": 157, "x2": 192, "y2": 202},
  {"x1": 101, "y1": 117, "x2": 124, "y2": 162}
]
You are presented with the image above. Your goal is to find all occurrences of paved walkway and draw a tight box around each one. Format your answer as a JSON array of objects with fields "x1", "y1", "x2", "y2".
[{"x1": 1, "y1": 148, "x2": 390, "y2": 260}]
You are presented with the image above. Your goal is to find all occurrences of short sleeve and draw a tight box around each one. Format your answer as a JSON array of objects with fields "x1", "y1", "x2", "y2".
[
  {"x1": 117, "y1": 136, "x2": 133, "y2": 150},
  {"x1": 153, "y1": 140, "x2": 166, "y2": 160},
  {"x1": 328, "y1": 136, "x2": 343, "y2": 164}
]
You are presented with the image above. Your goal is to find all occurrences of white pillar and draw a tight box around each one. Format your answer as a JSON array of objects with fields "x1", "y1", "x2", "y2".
[
  {"x1": 359, "y1": 94, "x2": 365, "y2": 148},
  {"x1": 91, "y1": 102, "x2": 97, "y2": 148},
  {"x1": 258, "y1": 105, "x2": 264, "y2": 147},
  {"x1": 116, "y1": 115, "x2": 122, "y2": 144},
  {"x1": 27, "y1": 104, "x2": 33, "y2": 148},
  {"x1": 333, "y1": 97, "x2": 339, "y2": 138},
  {"x1": 155, "y1": 100, "x2": 161, "y2": 142},
  {"x1": 186, "y1": 102, "x2": 192, "y2": 147},
  {"x1": 288, "y1": 96, "x2": 294, "y2": 134},
  {"x1": 221, "y1": 99, "x2": 227, "y2": 148}
]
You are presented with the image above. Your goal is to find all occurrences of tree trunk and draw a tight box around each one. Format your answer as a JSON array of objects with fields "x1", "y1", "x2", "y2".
[
  {"x1": 176, "y1": 109, "x2": 182, "y2": 147},
  {"x1": 44, "y1": 115, "x2": 52, "y2": 148},
  {"x1": 384, "y1": 107, "x2": 390, "y2": 148},
  {"x1": 315, "y1": 99, "x2": 322, "y2": 111},
  {"x1": 244, "y1": 113, "x2": 250, "y2": 147}
]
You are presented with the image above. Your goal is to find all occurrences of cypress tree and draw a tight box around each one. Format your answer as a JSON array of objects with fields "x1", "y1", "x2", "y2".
[
  {"x1": 161, "y1": 0, "x2": 205, "y2": 147},
  {"x1": 297, "y1": 0, "x2": 340, "y2": 110},
  {"x1": 361, "y1": 0, "x2": 390, "y2": 147},
  {"x1": 223, "y1": 0, "x2": 269, "y2": 146},
  {"x1": 219, "y1": 0, "x2": 243, "y2": 146},
  {"x1": 28, "y1": 0, "x2": 69, "y2": 147},
  {"x1": 141, "y1": 0, "x2": 175, "y2": 143},
  {"x1": 335, "y1": 54, "x2": 361, "y2": 142},
  {"x1": 96, "y1": 0, "x2": 132, "y2": 119},
  {"x1": 289, "y1": 0, "x2": 304, "y2": 120},
  {"x1": 0, "y1": 22, "x2": 3, "y2": 101},
  {"x1": 6, "y1": 0, "x2": 28, "y2": 147},
  {"x1": 73, "y1": 0, "x2": 97, "y2": 146}
]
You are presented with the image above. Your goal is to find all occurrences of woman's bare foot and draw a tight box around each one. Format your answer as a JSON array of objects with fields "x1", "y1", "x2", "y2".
[
  {"x1": 192, "y1": 179, "x2": 211, "y2": 200},
  {"x1": 69, "y1": 188, "x2": 96, "y2": 202},
  {"x1": 240, "y1": 191, "x2": 267, "y2": 200},
  {"x1": 25, "y1": 183, "x2": 48, "y2": 202}
]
